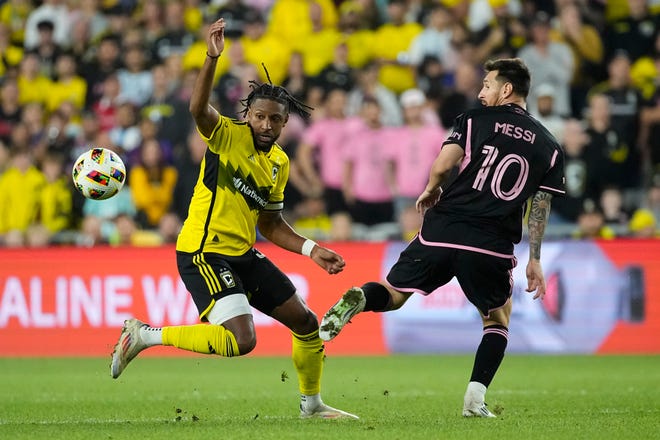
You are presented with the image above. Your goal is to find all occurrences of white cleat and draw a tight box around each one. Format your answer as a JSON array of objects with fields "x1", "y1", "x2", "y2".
[
  {"x1": 462, "y1": 401, "x2": 497, "y2": 418},
  {"x1": 319, "y1": 287, "x2": 366, "y2": 342},
  {"x1": 110, "y1": 318, "x2": 148, "y2": 379},
  {"x1": 300, "y1": 403, "x2": 360, "y2": 420}
]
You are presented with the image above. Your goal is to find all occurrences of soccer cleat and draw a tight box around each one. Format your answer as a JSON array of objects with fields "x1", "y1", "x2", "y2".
[
  {"x1": 319, "y1": 287, "x2": 366, "y2": 342},
  {"x1": 300, "y1": 403, "x2": 359, "y2": 420},
  {"x1": 462, "y1": 401, "x2": 496, "y2": 418},
  {"x1": 110, "y1": 318, "x2": 149, "y2": 379}
]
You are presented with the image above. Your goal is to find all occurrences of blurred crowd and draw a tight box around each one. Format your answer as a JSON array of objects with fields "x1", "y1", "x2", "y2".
[{"x1": 1, "y1": 0, "x2": 660, "y2": 248}]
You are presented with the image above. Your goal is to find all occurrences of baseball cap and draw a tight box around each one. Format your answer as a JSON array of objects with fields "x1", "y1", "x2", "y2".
[
  {"x1": 531, "y1": 11, "x2": 551, "y2": 27},
  {"x1": 536, "y1": 83, "x2": 554, "y2": 98},
  {"x1": 37, "y1": 20, "x2": 55, "y2": 31},
  {"x1": 400, "y1": 89, "x2": 426, "y2": 108}
]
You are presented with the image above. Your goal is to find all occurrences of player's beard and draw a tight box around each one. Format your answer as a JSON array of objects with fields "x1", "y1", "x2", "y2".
[{"x1": 251, "y1": 128, "x2": 278, "y2": 152}]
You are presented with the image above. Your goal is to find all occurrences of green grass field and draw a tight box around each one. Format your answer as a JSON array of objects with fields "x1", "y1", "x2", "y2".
[{"x1": 1, "y1": 355, "x2": 658, "y2": 440}]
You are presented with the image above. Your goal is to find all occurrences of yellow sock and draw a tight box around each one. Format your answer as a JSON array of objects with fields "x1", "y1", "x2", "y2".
[
  {"x1": 291, "y1": 329, "x2": 324, "y2": 395},
  {"x1": 162, "y1": 324, "x2": 239, "y2": 357}
]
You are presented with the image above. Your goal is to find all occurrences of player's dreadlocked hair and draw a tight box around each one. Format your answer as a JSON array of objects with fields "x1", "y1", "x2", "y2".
[{"x1": 240, "y1": 64, "x2": 313, "y2": 120}]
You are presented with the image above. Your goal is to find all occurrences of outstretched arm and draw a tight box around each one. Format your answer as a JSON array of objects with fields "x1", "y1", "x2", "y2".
[
  {"x1": 189, "y1": 18, "x2": 225, "y2": 138},
  {"x1": 526, "y1": 190, "x2": 553, "y2": 299},
  {"x1": 258, "y1": 211, "x2": 346, "y2": 275}
]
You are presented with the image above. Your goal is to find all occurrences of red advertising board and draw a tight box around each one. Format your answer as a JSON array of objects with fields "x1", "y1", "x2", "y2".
[
  {"x1": 597, "y1": 240, "x2": 660, "y2": 353},
  {"x1": 0, "y1": 243, "x2": 386, "y2": 357},
  {"x1": 1, "y1": 240, "x2": 659, "y2": 356}
]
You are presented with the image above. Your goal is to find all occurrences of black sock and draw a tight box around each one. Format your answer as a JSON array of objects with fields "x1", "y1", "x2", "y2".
[
  {"x1": 361, "y1": 282, "x2": 392, "y2": 312},
  {"x1": 469, "y1": 325, "x2": 509, "y2": 387}
]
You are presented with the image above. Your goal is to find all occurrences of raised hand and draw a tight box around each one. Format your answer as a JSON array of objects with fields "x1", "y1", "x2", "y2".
[{"x1": 207, "y1": 18, "x2": 225, "y2": 57}]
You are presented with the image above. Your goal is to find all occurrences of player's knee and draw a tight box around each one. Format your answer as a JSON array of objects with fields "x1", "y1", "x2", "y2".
[
  {"x1": 483, "y1": 316, "x2": 509, "y2": 328},
  {"x1": 234, "y1": 331, "x2": 257, "y2": 354},
  {"x1": 483, "y1": 301, "x2": 511, "y2": 327},
  {"x1": 290, "y1": 309, "x2": 319, "y2": 335},
  {"x1": 222, "y1": 320, "x2": 257, "y2": 354}
]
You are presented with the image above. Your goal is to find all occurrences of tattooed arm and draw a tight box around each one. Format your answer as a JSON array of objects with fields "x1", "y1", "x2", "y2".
[
  {"x1": 525, "y1": 191, "x2": 553, "y2": 300},
  {"x1": 528, "y1": 191, "x2": 552, "y2": 259}
]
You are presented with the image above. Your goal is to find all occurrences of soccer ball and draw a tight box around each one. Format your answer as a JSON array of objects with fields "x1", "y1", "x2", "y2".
[{"x1": 72, "y1": 148, "x2": 126, "y2": 200}]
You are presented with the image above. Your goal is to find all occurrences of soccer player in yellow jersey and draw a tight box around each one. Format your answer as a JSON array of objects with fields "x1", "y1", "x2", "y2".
[{"x1": 111, "y1": 18, "x2": 358, "y2": 420}]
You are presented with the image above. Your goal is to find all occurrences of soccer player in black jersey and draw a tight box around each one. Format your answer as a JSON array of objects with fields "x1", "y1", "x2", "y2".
[
  {"x1": 110, "y1": 18, "x2": 358, "y2": 419},
  {"x1": 320, "y1": 58, "x2": 566, "y2": 418}
]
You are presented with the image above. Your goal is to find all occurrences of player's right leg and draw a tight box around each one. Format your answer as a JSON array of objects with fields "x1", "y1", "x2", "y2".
[
  {"x1": 319, "y1": 282, "x2": 411, "y2": 341},
  {"x1": 319, "y1": 286, "x2": 366, "y2": 342},
  {"x1": 110, "y1": 318, "x2": 151, "y2": 379},
  {"x1": 111, "y1": 252, "x2": 254, "y2": 378},
  {"x1": 110, "y1": 295, "x2": 254, "y2": 378},
  {"x1": 321, "y1": 237, "x2": 442, "y2": 342}
]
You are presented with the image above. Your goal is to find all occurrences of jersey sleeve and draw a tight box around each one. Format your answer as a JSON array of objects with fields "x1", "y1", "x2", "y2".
[
  {"x1": 434, "y1": 126, "x2": 447, "y2": 155},
  {"x1": 197, "y1": 116, "x2": 246, "y2": 154},
  {"x1": 442, "y1": 112, "x2": 469, "y2": 151},
  {"x1": 538, "y1": 146, "x2": 566, "y2": 197}
]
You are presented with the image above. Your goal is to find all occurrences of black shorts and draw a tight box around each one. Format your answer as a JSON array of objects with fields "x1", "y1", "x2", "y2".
[
  {"x1": 386, "y1": 237, "x2": 517, "y2": 317},
  {"x1": 176, "y1": 248, "x2": 296, "y2": 320}
]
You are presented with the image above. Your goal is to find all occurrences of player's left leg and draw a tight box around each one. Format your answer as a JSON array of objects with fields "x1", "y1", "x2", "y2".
[
  {"x1": 462, "y1": 299, "x2": 512, "y2": 418},
  {"x1": 456, "y1": 252, "x2": 516, "y2": 418},
  {"x1": 242, "y1": 249, "x2": 358, "y2": 419},
  {"x1": 269, "y1": 295, "x2": 359, "y2": 419}
]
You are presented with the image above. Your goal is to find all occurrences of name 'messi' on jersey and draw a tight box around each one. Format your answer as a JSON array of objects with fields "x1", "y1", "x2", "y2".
[{"x1": 494, "y1": 122, "x2": 536, "y2": 144}]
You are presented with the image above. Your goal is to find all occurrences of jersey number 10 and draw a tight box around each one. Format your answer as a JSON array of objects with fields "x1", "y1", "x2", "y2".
[{"x1": 472, "y1": 145, "x2": 529, "y2": 201}]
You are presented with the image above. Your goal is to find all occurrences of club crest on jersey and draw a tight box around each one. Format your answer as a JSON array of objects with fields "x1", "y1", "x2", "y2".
[{"x1": 272, "y1": 166, "x2": 280, "y2": 181}]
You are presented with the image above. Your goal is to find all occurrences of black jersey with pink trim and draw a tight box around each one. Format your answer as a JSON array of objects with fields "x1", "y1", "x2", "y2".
[{"x1": 422, "y1": 103, "x2": 565, "y2": 255}]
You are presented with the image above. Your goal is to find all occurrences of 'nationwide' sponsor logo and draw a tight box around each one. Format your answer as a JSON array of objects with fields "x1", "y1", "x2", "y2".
[{"x1": 232, "y1": 176, "x2": 268, "y2": 209}]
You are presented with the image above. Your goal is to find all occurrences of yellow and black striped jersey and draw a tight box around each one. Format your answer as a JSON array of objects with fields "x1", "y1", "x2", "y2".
[{"x1": 176, "y1": 116, "x2": 290, "y2": 256}]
